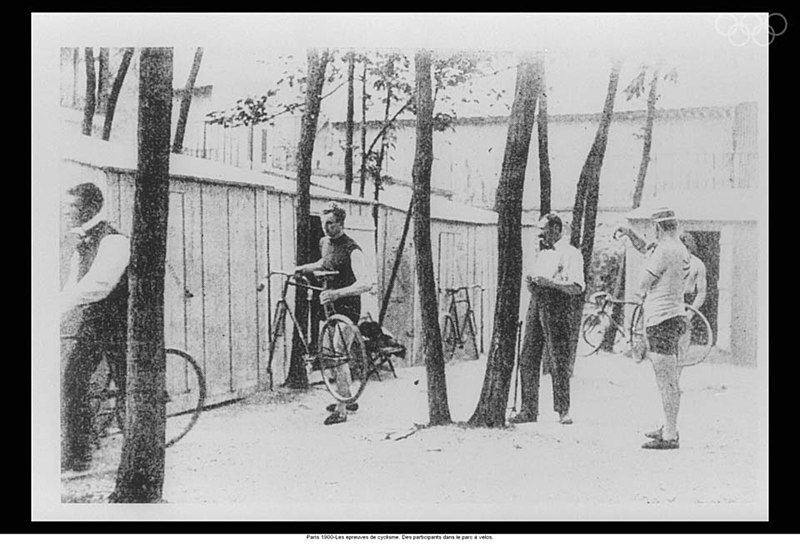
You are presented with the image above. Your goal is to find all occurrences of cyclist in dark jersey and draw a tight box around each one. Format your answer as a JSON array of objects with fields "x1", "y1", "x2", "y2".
[{"x1": 294, "y1": 202, "x2": 376, "y2": 425}]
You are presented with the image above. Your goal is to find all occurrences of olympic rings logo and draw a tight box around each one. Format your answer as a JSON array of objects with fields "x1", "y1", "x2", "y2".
[{"x1": 715, "y1": 13, "x2": 787, "y2": 46}]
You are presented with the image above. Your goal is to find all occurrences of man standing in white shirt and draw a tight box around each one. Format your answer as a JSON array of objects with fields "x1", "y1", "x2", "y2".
[
  {"x1": 60, "y1": 182, "x2": 130, "y2": 471},
  {"x1": 510, "y1": 213, "x2": 585, "y2": 425}
]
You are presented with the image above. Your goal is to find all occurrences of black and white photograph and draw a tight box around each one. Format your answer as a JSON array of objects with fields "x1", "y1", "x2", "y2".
[{"x1": 31, "y1": 12, "x2": 770, "y2": 528}]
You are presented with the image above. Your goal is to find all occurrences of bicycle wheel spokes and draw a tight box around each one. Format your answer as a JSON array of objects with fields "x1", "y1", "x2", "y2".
[
  {"x1": 318, "y1": 315, "x2": 368, "y2": 404},
  {"x1": 579, "y1": 313, "x2": 611, "y2": 357},
  {"x1": 440, "y1": 314, "x2": 457, "y2": 362},
  {"x1": 678, "y1": 305, "x2": 714, "y2": 367},
  {"x1": 165, "y1": 348, "x2": 206, "y2": 448}
]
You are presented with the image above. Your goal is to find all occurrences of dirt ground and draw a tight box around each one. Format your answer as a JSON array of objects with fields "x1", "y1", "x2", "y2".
[{"x1": 59, "y1": 350, "x2": 766, "y2": 521}]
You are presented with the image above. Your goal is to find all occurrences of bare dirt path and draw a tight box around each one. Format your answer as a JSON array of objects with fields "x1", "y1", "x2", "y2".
[{"x1": 60, "y1": 352, "x2": 765, "y2": 521}]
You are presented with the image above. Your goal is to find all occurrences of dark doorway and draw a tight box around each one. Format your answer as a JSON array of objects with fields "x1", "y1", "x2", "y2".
[{"x1": 687, "y1": 230, "x2": 720, "y2": 343}]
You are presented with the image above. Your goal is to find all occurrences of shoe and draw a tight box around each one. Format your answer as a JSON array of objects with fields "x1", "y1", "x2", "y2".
[
  {"x1": 559, "y1": 413, "x2": 573, "y2": 425},
  {"x1": 326, "y1": 402, "x2": 359, "y2": 413},
  {"x1": 641, "y1": 437, "x2": 680, "y2": 449},
  {"x1": 645, "y1": 426, "x2": 664, "y2": 439},
  {"x1": 323, "y1": 412, "x2": 347, "y2": 426},
  {"x1": 509, "y1": 412, "x2": 537, "y2": 424}
]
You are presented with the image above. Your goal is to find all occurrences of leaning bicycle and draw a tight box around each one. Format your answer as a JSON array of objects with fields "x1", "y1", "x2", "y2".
[
  {"x1": 85, "y1": 346, "x2": 207, "y2": 449},
  {"x1": 439, "y1": 284, "x2": 484, "y2": 363},
  {"x1": 580, "y1": 290, "x2": 713, "y2": 367},
  {"x1": 258, "y1": 270, "x2": 369, "y2": 404}
]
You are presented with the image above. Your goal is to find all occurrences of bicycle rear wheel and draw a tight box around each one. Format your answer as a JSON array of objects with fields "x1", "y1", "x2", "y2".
[
  {"x1": 318, "y1": 315, "x2": 368, "y2": 404},
  {"x1": 165, "y1": 348, "x2": 206, "y2": 447},
  {"x1": 440, "y1": 314, "x2": 457, "y2": 362},
  {"x1": 579, "y1": 312, "x2": 611, "y2": 357},
  {"x1": 678, "y1": 304, "x2": 714, "y2": 367}
]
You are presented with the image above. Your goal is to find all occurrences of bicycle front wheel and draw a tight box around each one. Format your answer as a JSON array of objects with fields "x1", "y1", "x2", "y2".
[
  {"x1": 579, "y1": 313, "x2": 611, "y2": 357},
  {"x1": 463, "y1": 310, "x2": 480, "y2": 360},
  {"x1": 677, "y1": 305, "x2": 714, "y2": 367},
  {"x1": 165, "y1": 348, "x2": 207, "y2": 448},
  {"x1": 318, "y1": 315, "x2": 368, "y2": 404},
  {"x1": 440, "y1": 314, "x2": 457, "y2": 362}
]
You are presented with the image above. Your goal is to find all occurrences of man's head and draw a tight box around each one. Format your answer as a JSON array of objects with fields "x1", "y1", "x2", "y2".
[
  {"x1": 322, "y1": 201, "x2": 346, "y2": 239},
  {"x1": 537, "y1": 212, "x2": 563, "y2": 249},
  {"x1": 680, "y1": 231, "x2": 698, "y2": 256},
  {"x1": 651, "y1": 207, "x2": 678, "y2": 239},
  {"x1": 64, "y1": 182, "x2": 104, "y2": 228}
]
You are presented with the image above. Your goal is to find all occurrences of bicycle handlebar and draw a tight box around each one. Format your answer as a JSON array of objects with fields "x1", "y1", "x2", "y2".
[
  {"x1": 587, "y1": 290, "x2": 640, "y2": 307},
  {"x1": 440, "y1": 284, "x2": 484, "y2": 294},
  {"x1": 257, "y1": 270, "x2": 339, "y2": 292}
]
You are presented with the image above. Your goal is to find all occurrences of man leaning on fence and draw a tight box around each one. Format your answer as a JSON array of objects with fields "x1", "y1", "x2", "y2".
[
  {"x1": 510, "y1": 212, "x2": 585, "y2": 426},
  {"x1": 60, "y1": 182, "x2": 130, "y2": 472}
]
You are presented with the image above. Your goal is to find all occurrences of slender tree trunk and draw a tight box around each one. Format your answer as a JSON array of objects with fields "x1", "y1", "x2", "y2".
[
  {"x1": 359, "y1": 61, "x2": 368, "y2": 198},
  {"x1": 632, "y1": 69, "x2": 659, "y2": 209},
  {"x1": 412, "y1": 50, "x2": 451, "y2": 426},
  {"x1": 173, "y1": 47, "x2": 204, "y2": 154},
  {"x1": 97, "y1": 48, "x2": 110, "y2": 115},
  {"x1": 102, "y1": 48, "x2": 134, "y2": 141},
  {"x1": 378, "y1": 194, "x2": 413, "y2": 327},
  {"x1": 567, "y1": 60, "x2": 622, "y2": 370},
  {"x1": 469, "y1": 54, "x2": 540, "y2": 427},
  {"x1": 285, "y1": 49, "x2": 328, "y2": 389},
  {"x1": 82, "y1": 48, "x2": 96, "y2": 136},
  {"x1": 536, "y1": 55, "x2": 552, "y2": 216},
  {"x1": 344, "y1": 51, "x2": 355, "y2": 195},
  {"x1": 110, "y1": 48, "x2": 173, "y2": 503}
]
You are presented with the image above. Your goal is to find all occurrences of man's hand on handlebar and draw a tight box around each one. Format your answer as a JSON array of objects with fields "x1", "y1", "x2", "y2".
[{"x1": 320, "y1": 289, "x2": 338, "y2": 305}]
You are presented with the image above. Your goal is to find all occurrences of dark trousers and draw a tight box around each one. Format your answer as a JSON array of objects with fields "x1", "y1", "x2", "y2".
[
  {"x1": 61, "y1": 312, "x2": 127, "y2": 468},
  {"x1": 518, "y1": 286, "x2": 573, "y2": 416}
]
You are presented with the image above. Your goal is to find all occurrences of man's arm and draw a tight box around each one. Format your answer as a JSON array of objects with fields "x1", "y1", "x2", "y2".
[
  {"x1": 690, "y1": 261, "x2": 708, "y2": 311},
  {"x1": 294, "y1": 259, "x2": 325, "y2": 276},
  {"x1": 529, "y1": 245, "x2": 585, "y2": 296},
  {"x1": 617, "y1": 226, "x2": 650, "y2": 255},
  {"x1": 60, "y1": 234, "x2": 130, "y2": 314},
  {"x1": 320, "y1": 249, "x2": 376, "y2": 304}
]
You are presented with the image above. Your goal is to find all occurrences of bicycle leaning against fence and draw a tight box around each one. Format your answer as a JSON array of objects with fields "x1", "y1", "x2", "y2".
[
  {"x1": 258, "y1": 270, "x2": 370, "y2": 403},
  {"x1": 439, "y1": 284, "x2": 484, "y2": 363},
  {"x1": 81, "y1": 343, "x2": 207, "y2": 450},
  {"x1": 579, "y1": 290, "x2": 714, "y2": 367}
]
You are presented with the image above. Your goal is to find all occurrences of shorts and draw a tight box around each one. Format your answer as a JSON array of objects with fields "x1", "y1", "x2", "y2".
[{"x1": 646, "y1": 315, "x2": 686, "y2": 355}]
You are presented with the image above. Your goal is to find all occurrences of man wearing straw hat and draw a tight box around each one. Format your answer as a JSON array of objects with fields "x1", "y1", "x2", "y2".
[{"x1": 629, "y1": 206, "x2": 691, "y2": 449}]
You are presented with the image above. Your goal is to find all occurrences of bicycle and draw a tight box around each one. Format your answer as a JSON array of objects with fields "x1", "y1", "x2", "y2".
[
  {"x1": 258, "y1": 270, "x2": 369, "y2": 404},
  {"x1": 579, "y1": 290, "x2": 714, "y2": 367},
  {"x1": 439, "y1": 284, "x2": 484, "y2": 363},
  {"x1": 83, "y1": 346, "x2": 207, "y2": 449}
]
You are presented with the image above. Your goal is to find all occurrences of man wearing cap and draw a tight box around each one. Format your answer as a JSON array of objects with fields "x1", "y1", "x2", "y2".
[
  {"x1": 630, "y1": 207, "x2": 691, "y2": 449},
  {"x1": 60, "y1": 182, "x2": 130, "y2": 471},
  {"x1": 294, "y1": 202, "x2": 376, "y2": 425},
  {"x1": 510, "y1": 212, "x2": 585, "y2": 426}
]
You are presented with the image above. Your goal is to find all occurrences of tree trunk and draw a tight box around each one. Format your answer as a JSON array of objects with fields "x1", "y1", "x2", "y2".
[
  {"x1": 632, "y1": 69, "x2": 659, "y2": 209},
  {"x1": 359, "y1": 61, "x2": 368, "y2": 198},
  {"x1": 102, "y1": 48, "x2": 134, "y2": 141},
  {"x1": 536, "y1": 54, "x2": 552, "y2": 216},
  {"x1": 110, "y1": 48, "x2": 173, "y2": 503},
  {"x1": 284, "y1": 49, "x2": 328, "y2": 389},
  {"x1": 469, "y1": 54, "x2": 540, "y2": 428},
  {"x1": 344, "y1": 51, "x2": 355, "y2": 195},
  {"x1": 82, "y1": 47, "x2": 96, "y2": 136},
  {"x1": 412, "y1": 50, "x2": 451, "y2": 426},
  {"x1": 172, "y1": 47, "x2": 204, "y2": 154},
  {"x1": 567, "y1": 60, "x2": 622, "y2": 369},
  {"x1": 97, "y1": 48, "x2": 110, "y2": 115}
]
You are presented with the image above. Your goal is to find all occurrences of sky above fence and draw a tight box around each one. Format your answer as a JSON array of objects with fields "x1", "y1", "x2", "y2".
[{"x1": 37, "y1": 13, "x2": 768, "y2": 120}]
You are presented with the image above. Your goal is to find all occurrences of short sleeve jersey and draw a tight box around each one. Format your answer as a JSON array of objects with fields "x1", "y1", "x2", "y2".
[{"x1": 642, "y1": 237, "x2": 691, "y2": 327}]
